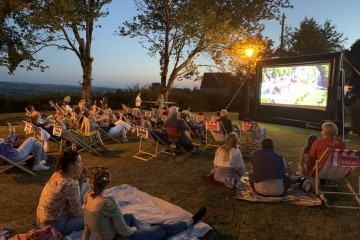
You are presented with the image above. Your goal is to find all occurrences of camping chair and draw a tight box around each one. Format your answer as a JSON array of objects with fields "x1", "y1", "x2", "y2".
[
  {"x1": 238, "y1": 121, "x2": 264, "y2": 157},
  {"x1": 164, "y1": 126, "x2": 188, "y2": 162},
  {"x1": 133, "y1": 127, "x2": 169, "y2": 161},
  {"x1": 0, "y1": 154, "x2": 36, "y2": 176},
  {"x1": 202, "y1": 120, "x2": 226, "y2": 152},
  {"x1": 53, "y1": 124, "x2": 102, "y2": 156},
  {"x1": 239, "y1": 120, "x2": 265, "y2": 145},
  {"x1": 307, "y1": 148, "x2": 360, "y2": 209}
]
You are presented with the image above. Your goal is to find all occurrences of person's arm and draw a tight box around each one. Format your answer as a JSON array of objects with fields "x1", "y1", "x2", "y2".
[
  {"x1": 105, "y1": 197, "x2": 136, "y2": 237},
  {"x1": 64, "y1": 180, "x2": 83, "y2": 217},
  {"x1": 235, "y1": 149, "x2": 246, "y2": 175},
  {"x1": 82, "y1": 221, "x2": 91, "y2": 240}
]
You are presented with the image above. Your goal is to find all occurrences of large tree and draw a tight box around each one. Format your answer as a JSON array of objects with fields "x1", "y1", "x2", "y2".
[
  {"x1": 0, "y1": 0, "x2": 46, "y2": 74},
  {"x1": 29, "y1": 0, "x2": 112, "y2": 103},
  {"x1": 283, "y1": 17, "x2": 347, "y2": 56},
  {"x1": 119, "y1": 0, "x2": 292, "y2": 99}
]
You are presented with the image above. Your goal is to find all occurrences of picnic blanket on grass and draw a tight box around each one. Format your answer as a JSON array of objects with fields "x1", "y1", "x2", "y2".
[
  {"x1": 66, "y1": 184, "x2": 212, "y2": 240},
  {"x1": 235, "y1": 178, "x2": 322, "y2": 206}
]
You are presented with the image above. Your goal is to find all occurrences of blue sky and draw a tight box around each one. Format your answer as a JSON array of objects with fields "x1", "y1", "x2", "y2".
[{"x1": 1, "y1": 0, "x2": 359, "y2": 89}]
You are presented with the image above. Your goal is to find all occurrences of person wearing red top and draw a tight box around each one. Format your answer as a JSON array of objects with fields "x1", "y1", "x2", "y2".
[{"x1": 307, "y1": 122, "x2": 346, "y2": 175}]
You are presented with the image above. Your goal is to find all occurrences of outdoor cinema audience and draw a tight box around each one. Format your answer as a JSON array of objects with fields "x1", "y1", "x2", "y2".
[
  {"x1": 37, "y1": 150, "x2": 89, "y2": 235},
  {"x1": 82, "y1": 167, "x2": 207, "y2": 240},
  {"x1": 249, "y1": 138, "x2": 290, "y2": 197},
  {"x1": 212, "y1": 133, "x2": 247, "y2": 188},
  {"x1": 0, "y1": 122, "x2": 49, "y2": 171}
]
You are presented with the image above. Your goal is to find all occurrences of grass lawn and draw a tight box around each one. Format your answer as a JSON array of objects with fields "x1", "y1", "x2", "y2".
[{"x1": 0, "y1": 112, "x2": 360, "y2": 239}]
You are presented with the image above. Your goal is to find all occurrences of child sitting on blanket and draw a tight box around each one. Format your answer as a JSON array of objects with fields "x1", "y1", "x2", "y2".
[
  {"x1": 82, "y1": 167, "x2": 207, "y2": 240},
  {"x1": 212, "y1": 133, "x2": 247, "y2": 188}
]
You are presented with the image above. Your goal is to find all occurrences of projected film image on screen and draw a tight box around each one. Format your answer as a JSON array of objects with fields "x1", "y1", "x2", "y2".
[{"x1": 260, "y1": 62, "x2": 330, "y2": 111}]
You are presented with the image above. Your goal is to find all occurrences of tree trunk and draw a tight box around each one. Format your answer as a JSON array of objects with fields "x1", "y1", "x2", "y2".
[
  {"x1": 82, "y1": 59, "x2": 93, "y2": 104},
  {"x1": 164, "y1": 70, "x2": 179, "y2": 101}
]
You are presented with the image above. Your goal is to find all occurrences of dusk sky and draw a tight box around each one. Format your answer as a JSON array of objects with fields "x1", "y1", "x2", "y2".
[{"x1": 1, "y1": 0, "x2": 359, "y2": 90}]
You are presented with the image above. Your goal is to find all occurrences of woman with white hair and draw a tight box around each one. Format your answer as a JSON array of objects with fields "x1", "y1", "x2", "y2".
[
  {"x1": 307, "y1": 121, "x2": 346, "y2": 175},
  {"x1": 217, "y1": 109, "x2": 233, "y2": 134}
]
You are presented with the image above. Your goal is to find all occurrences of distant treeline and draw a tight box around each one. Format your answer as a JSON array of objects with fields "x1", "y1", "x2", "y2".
[{"x1": 0, "y1": 86, "x2": 248, "y2": 114}]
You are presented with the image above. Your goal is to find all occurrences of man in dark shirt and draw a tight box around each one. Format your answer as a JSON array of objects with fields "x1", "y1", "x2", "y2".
[
  {"x1": 165, "y1": 106, "x2": 199, "y2": 154},
  {"x1": 249, "y1": 138, "x2": 290, "y2": 197}
]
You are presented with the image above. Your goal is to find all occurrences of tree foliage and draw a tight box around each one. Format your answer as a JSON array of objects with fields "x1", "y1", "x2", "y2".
[
  {"x1": 118, "y1": 0, "x2": 292, "y2": 99},
  {"x1": 28, "y1": 0, "x2": 112, "y2": 103},
  {"x1": 0, "y1": 0, "x2": 47, "y2": 74},
  {"x1": 283, "y1": 17, "x2": 347, "y2": 56}
]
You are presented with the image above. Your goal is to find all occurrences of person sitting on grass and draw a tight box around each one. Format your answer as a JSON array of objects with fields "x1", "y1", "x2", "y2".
[
  {"x1": 165, "y1": 106, "x2": 200, "y2": 155},
  {"x1": 298, "y1": 135, "x2": 318, "y2": 176},
  {"x1": 212, "y1": 132, "x2": 247, "y2": 188},
  {"x1": 37, "y1": 150, "x2": 89, "y2": 235},
  {"x1": 82, "y1": 167, "x2": 207, "y2": 240},
  {"x1": 249, "y1": 138, "x2": 290, "y2": 197},
  {"x1": 0, "y1": 122, "x2": 49, "y2": 171}
]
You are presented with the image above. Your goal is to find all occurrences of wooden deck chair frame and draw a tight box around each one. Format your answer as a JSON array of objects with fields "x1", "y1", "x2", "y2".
[
  {"x1": 307, "y1": 148, "x2": 360, "y2": 209},
  {"x1": 53, "y1": 124, "x2": 102, "y2": 156},
  {"x1": 133, "y1": 127, "x2": 168, "y2": 161},
  {"x1": 85, "y1": 116, "x2": 120, "y2": 144},
  {"x1": 238, "y1": 121, "x2": 263, "y2": 157},
  {"x1": 49, "y1": 100, "x2": 71, "y2": 118},
  {"x1": 23, "y1": 121, "x2": 61, "y2": 153},
  {"x1": 0, "y1": 154, "x2": 36, "y2": 176},
  {"x1": 202, "y1": 120, "x2": 226, "y2": 152}
]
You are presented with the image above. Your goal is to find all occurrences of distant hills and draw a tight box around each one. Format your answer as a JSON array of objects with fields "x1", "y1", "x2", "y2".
[{"x1": 0, "y1": 81, "x2": 117, "y2": 98}]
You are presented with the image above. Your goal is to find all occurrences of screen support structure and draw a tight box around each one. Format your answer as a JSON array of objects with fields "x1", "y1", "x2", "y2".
[{"x1": 340, "y1": 52, "x2": 345, "y2": 140}]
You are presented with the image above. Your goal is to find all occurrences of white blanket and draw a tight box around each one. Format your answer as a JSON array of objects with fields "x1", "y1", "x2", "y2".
[{"x1": 66, "y1": 184, "x2": 212, "y2": 240}]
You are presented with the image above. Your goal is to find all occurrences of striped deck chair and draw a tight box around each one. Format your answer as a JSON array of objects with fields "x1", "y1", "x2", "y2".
[
  {"x1": 53, "y1": 124, "x2": 102, "y2": 156},
  {"x1": 133, "y1": 127, "x2": 169, "y2": 161},
  {"x1": 307, "y1": 148, "x2": 360, "y2": 209},
  {"x1": 0, "y1": 154, "x2": 35, "y2": 176},
  {"x1": 202, "y1": 120, "x2": 226, "y2": 152}
]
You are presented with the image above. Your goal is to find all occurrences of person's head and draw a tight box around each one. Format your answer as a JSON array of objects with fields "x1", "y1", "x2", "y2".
[
  {"x1": 180, "y1": 112, "x2": 186, "y2": 119},
  {"x1": 158, "y1": 94, "x2": 164, "y2": 99},
  {"x1": 305, "y1": 135, "x2": 318, "y2": 147},
  {"x1": 64, "y1": 96, "x2": 71, "y2": 103},
  {"x1": 168, "y1": 106, "x2": 178, "y2": 117},
  {"x1": 225, "y1": 132, "x2": 238, "y2": 149},
  {"x1": 244, "y1": 118, "x2": 251, "y2": 123},
  {"x1": 55, "y1": 150, "x2": 82, "y2": 176},
  {"x1": 89, "y1": 167, "x2": 110, "y2": 198},
  {"x1": 220, "y1": 109, "x2": 228, "y2": 118},
  {"x1": 304, "y1": 135, "x2": 318, "y2": 153},
  {"x1": 83, "y1": 110, "x2": 90, "y2": 118},
  {"x1": 261, "y1": 138, "x2": 274, "y2": 149},
  {"x1": 137, "y1": 92, "x2": 141, "y2": 97},
  {"x1": 26, "y1": 105, "x2": 35, "y2": 113},
  {"x1": 321, "y1": 122, "x2": 338, "y2": 137}
]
